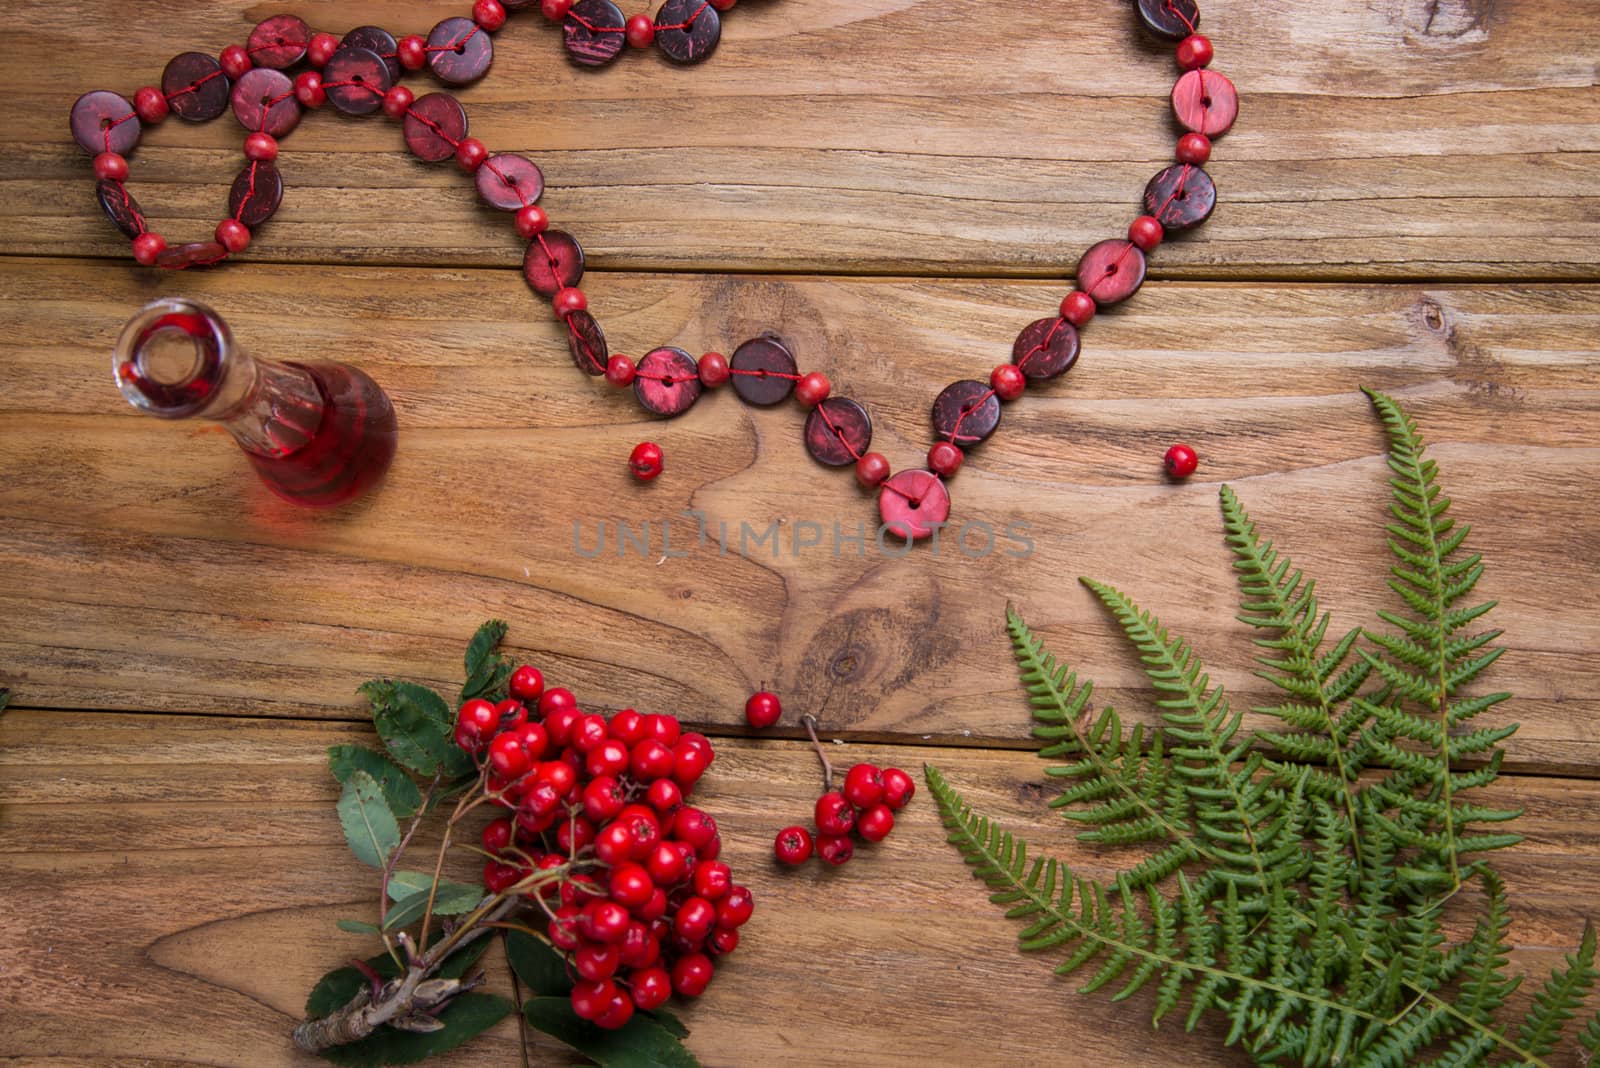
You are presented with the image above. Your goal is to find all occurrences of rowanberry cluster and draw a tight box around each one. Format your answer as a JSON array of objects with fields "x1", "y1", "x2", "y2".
[
  {"x1": 453, "y1": 664, "x2": 752, "y2": 1031},
  {"x1": 774, "y1": 761, "x2": 915, "y2": 867}
]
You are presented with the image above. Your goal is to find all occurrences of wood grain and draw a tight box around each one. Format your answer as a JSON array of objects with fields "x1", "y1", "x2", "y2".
[
  {"x1": 2, "y1": 710, "x2": 1597, "y2": 1067},
  {"x1": 2, "y1": 1, "x2": 1596, "y2": 279}
]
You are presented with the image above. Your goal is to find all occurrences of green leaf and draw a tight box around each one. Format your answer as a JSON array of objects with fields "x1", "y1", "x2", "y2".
[
  {"x1": 312, "y1": 993, "x2": 512, "y2": 1066},
  {"x1": 0, "y1": 688, "x2": 10, "y2": 715},
  {"x1": 460, "y1": 620, "x2": 512, "y2": 703},
  {"x1": 329, "y1": 745, "x2": 423, "y2": 819},
  {"x1": 383, "y1": 874, "x2": 484, "y2": 931},
  {"x1": 522, "y1": 997, "x2": 700, "y2": 1067},
  {"x1": 362, "y1": 680, "x2": 472, "y2": 780},
  {"x1": 305, "y1": 938, "x2": 492, "y2": 1018},
  {"x1": 506, "y1": 929, "x2": 573, "y2": 997},
  {"x1": 337, "y1": 919, "x2": 381, "y2": 935},
  {"x1": 337, "y1": 770, "x2": 400, "y2": 869}
]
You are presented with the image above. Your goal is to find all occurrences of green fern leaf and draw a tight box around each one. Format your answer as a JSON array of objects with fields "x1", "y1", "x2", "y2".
[{"x1": 1511, "y1": 923, "x2": 1598, "y2": 1059}]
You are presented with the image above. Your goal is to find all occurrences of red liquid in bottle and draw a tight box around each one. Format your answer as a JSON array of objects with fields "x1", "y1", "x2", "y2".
[{"x1": 245, "y1": 362, "x2": 398, "y2": 507}]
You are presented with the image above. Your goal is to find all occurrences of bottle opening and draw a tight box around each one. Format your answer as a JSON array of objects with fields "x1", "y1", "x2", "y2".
[{"x1": 114, "y1": 300, "x2": 230, "y2": 418}]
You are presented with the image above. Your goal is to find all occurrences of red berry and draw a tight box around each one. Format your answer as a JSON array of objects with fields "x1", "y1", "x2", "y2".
[
  {"x1": 928, "y1": 441, "x2": 964, "y2": 478},
  {"x1": 672, "y1": 742, "x2": 712, "y2": 788},
  {"x1": 214, "y1": 219, "x2": 251, "y2": 254},
  {"x1": 629, "y1": 441, "x2": 663, "y2": 481},
  {"x1": 881, "y1": 766, "x2": 915, "y2": 810},
  {"x1": 544, "y1": 707, "x2": 582, "y2": 748},
  {"x1": 617, "y1": 804, "x2": 662, "y2": 859},
  {"x1": 575, "y1": 940, "x2": 621, "y2": 981},
  {"x1": 473, "y1": 0, "x2": 508, "y2": 31},
  {"x1": 561, "y1": 874, "x2": 604, "y2": 909},
  {"x1": 505, "y1": 665, "x2": 543, "y2": 704},
  {"x1": 307, "y1": 32, "x2": 340, "y2": 67},
  {"x1": 556, "y1": 812, "x2": 596, "y2": 854},
  {"x1": 569, "y1": 978, "x2": 616, "y2": 1020},
  {"x1": 608, "y1": 708, "x2": 647, "y2": 744},
  {"x1": 692, "y1": 860, "x2": 732, "y2": 900},
  {"x1": 587, "y1": 738, "x2": 630, "y2": 779},
  {"x1": 697, "y1": 351, "x2": 729, "y2": 387},
  {"x1": 455, "y1": 698, "x2": 498, "y2": 750},
  {"x1": 774, "y1": 825, "x2": 814, "y2": 865},
  {"x1": 579, "y1": 776, "x2": 622, "y2": 823},
  {"x1": 630, "y1": 738, "x2": 675, "y2": 780},
  {"x1": 744, "y1": 690, "x2": 781, "y2": 728},
  {"x1": 673, "y1": 896, "x2": 717, "y2": 942},
  {"x1": 842, "y1": 763, "x2": 885, "y2": 808},
  {"x1": 93, "y1": 152, "x2": 128, "y2": 181},
  {"x1": 538, "y1": 687, "x2": 577, "y2": 719},
  {"x1": 673, "y1": 807, "x2": 718, "y2": 849},
  {"x1": 646, "y1": 840, "x2": 690, "y2": 886},
  {"x1": 549, "y1": 906, "x2": 584, "y2": 950},
  {"x1": 219, "y1": 44, "x2": 252, "y2": 79},
  {"x1": 679, "y1": 731, "x2": 713, "y2": 756},
  {"x1": 494, "y1": 699, "x2": 529, "y2": 733},
  {"x1": 818, "y1": 834, "x2": 854, "y2": 866},
  {"x1": 646, "y1": 713, "x2": 681, "y2": 747},
  {"x1": 482, "y1": 817, "x2": 514, "y2": 855},
  {"x1": 1129, "y1": 214, "x2": 1165, "y2": 252},
  {"x1": 537, "y1": 759, "x2": 577, "y2": 797},
  {"x1": 1164, "y1": 443, "x2": 1199, "y2": 478},
  {"x1": 594, "y1": 821, "x2": 632, "y2": 866},
  {"x1": 855, "y1": 451, "x2": 892, "y2": 488},
  {"x1": 631, "y1": 966, "x2": 672, "y2": 1010},
  {"x1": 594, "y1": 989, "x2": 636, "y2": 1031},
  {"x1": 671, "y1": 953, "x2": 714, "y2": 997},
  {"x1": 489, "y1": 732, "x2": 533, "y2": 778},
  {"x1": 814, "y1": 791, "x2": 856, "y2": 837},
  {"x1": 1176, "y1": 131, "x2": 1212, "y2": 165},
  {"x1": 293, "y1": 71, "x2": 326, "y2": 109},
  {"x1": 455, "y1": 137, "x2": 489, "y2": 172},
  {"x1": 644, "y1": 777, "x2": 683, "y2": 815},
  {"x1": 857, "y1": 803, "x2": 895, "y2": 842},
  {"x1": 1176, "y1": 33, "x2": 1214, "y2": 70},
  {"x1": 795, "y1": 371, "x2": 831, "y2": 408},
  {"x1": 583, "y1": 899, "x2": 631, "y2": 944},
  {"x1": 484, "y1": 859, "x2": 523, "y2": 893},
  {"x1": 570, "y1": 714, "x2": 607, "y2": 753},
  {"x1": 990, "y1": 363, "x2": 1026, "y2": 402},
  {"x1": 637, "y1": 886, "x2": 669, "y2": 922},
  {"x1": 618, "y1": 921, "x2": 660, "y2": 968},
  {"x1": 131, "y1": 232, "x2": 166, "y2": 266},
  {"x1": 1060, "y1": 290, "x2": 1096, "y2": 327},
  {"x1": 608, "y1": 863, "x2": 655, "y2": 909},
  {"x1": 708, "y1": 927, "x2": 740, "y2": 955},
  {"x1": 715, "y1": 885, "x2": 754, "y2": 928},
  {"x1": 134, "y1": 86, "x2": 169, "y2": 124},
  {"x1": 696, "y1": 833, "x2": 722, "y2": 862}
]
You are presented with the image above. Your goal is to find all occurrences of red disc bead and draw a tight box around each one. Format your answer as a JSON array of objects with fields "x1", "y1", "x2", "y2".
[
  {"x1": 93, "y1": 152, "x2": 128, "y2": 182},
  {"x1": 307, "y1": 32, "x2": 339, "y2": 67},
  {"x1": 215, "y1": 219, "x2": 251, "y2": 253},
  {"x1": 455, "y1": 138, "x2": 489, "y2": 172},
  {"x1": 990, "y1": 364, "x2": 1026, "y2": 402},
  {"x1": 697, "y1": 351, "x2": 729, "y2": 387},
  {"x1": 1060, "y1": 290, "x2": 1096, "y2": 327},
  {"x1": 219, "y1": 44, "x2": 252, "y2": 79},
  {"x1": 605, "y1": 355, "x2": 637, "y2": 387},
  {"x1": 795, "y1": 371, "x2": 831, "y2": 408},
  {"x1": 1176, "y1": 34, "x2": 1214, "y2": 70},
  {"x1": 243, "y1": 132, "x2": 278, "y2": 161},
  {"x1": 131, "y1": 233, "x2": 166, "y2": 266},
  {"x1": 1176, "y1": 132, "x2": 1212, "y2": 165},
  {"x1": 397, "y1": 35, "x2": 428, "y2": 70},
  {"x1": 382, "y1": 86, "x2": 415, "y2": 119},
  {"x1": 1164, "y1": 443, "x2": 1199, "y2": 479},
  {"x1": 293, "y1": 71, "x2": 326, "y2": 108},
  {"x1": 474, "y1": 0, "x2": 508, "y2": 30},
  {"x1": 625, "y1": 14, "x2": 656, "y2": 47},
  {"x1": 134, "y1": 86, "x2": 168, "y2": 124},
  {"x1": 1129, "y1": 214, "x2": 1165, "y2": 252},
  {"x1": 542, "y1": 0, "x2": 575, "y2": 18},
  {"x1": 515, "y1": 205, "x2": 549, "y2": 238},
  {"x1": 553, "y1": 287, "x2": 588, "y2": 316},
  {"x1": 855, "y1": 452, "x2": 891, "y2": 488},
  {"x1": 928, "y1": 441, "x2": 964, "y2": 478}
]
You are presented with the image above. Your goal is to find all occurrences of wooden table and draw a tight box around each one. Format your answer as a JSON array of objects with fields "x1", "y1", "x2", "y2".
[{"x1": 2, "y1": 1, "x2": 1597, "y2": 1064}]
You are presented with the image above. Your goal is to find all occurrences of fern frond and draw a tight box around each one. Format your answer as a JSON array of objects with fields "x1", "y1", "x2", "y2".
[{"x1": 1511, "y1": 923, "x2": 1598, "y2": 1060}]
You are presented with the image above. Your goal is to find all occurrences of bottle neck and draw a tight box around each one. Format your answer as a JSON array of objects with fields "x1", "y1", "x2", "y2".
[{"x1": 114, "y1": 298, "x2": 325, "y2": 458}]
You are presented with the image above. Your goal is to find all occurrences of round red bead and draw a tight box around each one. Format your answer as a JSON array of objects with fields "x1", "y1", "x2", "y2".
[
  {"x1": 397, "y1": 35, "x2": 428, "y2": 70},
  {"x1": 990, "y1": 364, "x2": 1026, "y2": 402},
  {"x1": 697, "y1": 351, "x2": 730, "y2": 387},
  {"x1": 630, "y1": 442, "x2": 664, "y2": 481},
  {"x1": 307, "y1": 32, "x2": 339, "y2": 67},
  {"x1": 928, "y1": 441, "x2": 963, "y2": 478},
  {"x1": 133, "y1": 86, "x2": 168, "y2": 124},
  {"x1": 855, "y1": 452, "x2": 891, "y2": 488},
  {"x1": 219, "y1": 45, "x2": 252, "y2": 79},
  {"x1": 474, "y1": 0, "x2": 508, "y2": 30},
  {"x1": 1129, "y1": 214, "x2": 1165, "y2": 252},
  {"x1": 543, "y1": 0, "x2": 575, "y2": 17},
  {"x1": 455, "y1": 137, "x2": 489, "y2": 172},
  {"x1": 1060, "y1": 290, "x2": 1096, "y2": 327},
  {"x1": 795, "y1": 371, "x2": 831, "y2": 408},
  {"x1": 709, "y1": 0, "x2": 737, "y2": 8},
  {"x1": 131, "y1": 233, "x2": 166, "y2": 266},
  {"x1": 243, "y1": 132, "x2": 278, "y2": 161},
  {"x1": 215, "y1": 219, "x2": 251, "y2": 253},
  {"x1": 605, "y1": 355, "x2": 637, "y2": 387},
  {"x1": 1176, "y1": 132, "x2": 1212, "y2": 165},
  {"x1": 553, "y1": 287, "x2": 588, "y2": 316},
  {"x1": 293, "y1": 71, "x2": 326, "y2": 108},
  {"x1": 1164, "y1": 443, "x2": 1199, "y2": 479},
  {"x1": 382, "y1": 85, "x2": 415, "y2": 119},
  {"x1": 93, "y1": 152, "x2": 128, "y2": 182},
  {"x1": 625, "y1": 13, "x2": 655, "y2": 47},
  {"x1": 515, "y1": 204, "x2": 549, "y2": 238},
  {"x1": 1176, "y1": 34, "x2": 1213, "y2": 70}
]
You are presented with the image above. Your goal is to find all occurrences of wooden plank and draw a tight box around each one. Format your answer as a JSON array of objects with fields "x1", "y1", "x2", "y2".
[
  {"x1": 2, "y1": 709, "x2": 1598, "y2": 1066},
  {"x1": 2, "y1": 259, "x2": 1597, "y2": 772},
  {"x1": 3, "y1": 1, "x2": 1596, "y2": 279}
]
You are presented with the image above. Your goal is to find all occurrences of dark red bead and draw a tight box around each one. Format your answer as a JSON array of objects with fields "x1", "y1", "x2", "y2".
[
  {"x1": 382, "y1": 86, "x2": 415, "y2": 119},
  {"x1": 553, "y1": 287, "x2": 587, "y2": 316},
  {"x1": 928, "y1": 441, "x2": 963, "y2": 478},
  {"x1": 242, "y1": 132, "x2": 278, "y2": 161},
  {"x1": 1012, "y1": 316, "x2": 1082, "y2": 380},
  {"x1": 294, "y1": 71, "x2": 326, "y2": 108},
  {"x1": 605, "y1": 355, "x2": 637, "y2": 387},
  {"x1": 93, "y1": 152, "x2": 127, "y2": 181},
  {"x1": 855, "y1": 452, "x2": 891, "y2": 488},
  {"x1": 1172, "y1": 69, "x2": 1237, "y2": 137},
  {"x1": 455, "y1": 137, "x2": 490, "y2": 172},
  {"x1": 729, "y1": 335, "x2": 797, "y2": 406},
  {"x1": 1129, "y1": 214, "x2": 1165, "y2": 251},
  {"x1": 230, "y1": 68, "x2": 300, "y2": 137},
  {"x1": 634, "y1": 347, "x2": 705, "y2": 417},
  {"x1": 248, "y1": 15, "x2": 311, "y2": 69},
  {"x1": 1137, "y1": 0, "x2": 1200, "y2": 41},
  {"x1": 134, "y1": 86, "x2": 169, "y2": 124},
  {"x1": 428, "y1": 17, "x2": 495, "y2": 85},
  {"x1": 515, "y1": 203, "x2": 549, "y2": 238},
  {"x1": 342, "y1": 27, "x2": 401, "y2": 83},
  {"x1": 155, "y1": 241, "x2": 229, "y2": 270},
  {"x1": 219, "y1": 45, "x2": 253, "y2": 80},
  {"x1": 990, "y1": 364, "x2": 1026, "y2": 402},
  {"x1": 1164, "y1": 443, "x2": 1199, "y2": 479},
  {"x1": 70, "y1": 91, "x2": 140, "y2": 156},
  {"x1": 625, "y1": 13, "x2": 655, "y2": 47},
  {"x1": 397, "y1": 35, "x2": 428, "y2": 71},
  {"x1": 476, "y1": 154, "x2": 545, "y2": 210},
  {"x1": 564, "y1": 0, "x2": 626, "y2": 67},
  {"x1": 1176, "y1": 33, "x2": 1213, "y2": 69},
  {"x1": 565, "y1": 309, "x2": 609, "y2": 375},
  {"x1": 322, "y1": 47, "x2": 391, "y2": 115},
  {"x1": 474, "y1": 0, "x2": 509, "y2": 31},
  {"x1": 697, "y1": 351, "x2": 729, "y2": 387},
  {"x1": 879, "y1": 469, "x2": 950, "y2": 541},
  {"x1": 163, "y1": 53, "x2": 230, "y2": 122},
  {"x1": 1059, "y1": 291, "x2": 1095, "y2": 327},
  {"x1": 404, "y1": 93, "x2": 468, "y2": 163},
  {"x1": 215, "y1": 218, "x2": 251, "y2": 254},
  {"x1": 804, "y1": 397, "x2": 872, "y2": 467},
  {"x1": 1143, "y1": 164, "x2": 1216, "y2": 232},
  {"x1": 131, "y1": 232, "x2": 165, "y2": 265},
  {"x1": 306, "y1": 32, "x2": 340, "y2": 67},
  {"x1": 228, "y1": 160, "x2": 283, "y2": 226},
  {"x1": 523, "y1": 230, "x2": 585, "y2": 295},
  {"x1": 1076, "y1": 239, "x2": 1147, "y2": 306},
  {"x1": 932, "y1": 380, "x2": 1001, "y2": 446},
  {"x1": 96, "y1": 178, "x2": 146, "y2": 238},
  {"x1": 1176, "y1": 132, "x2": 1212, "y2": 165},
  {"x1": 795, "y1": 371, "x2": 831, "y2": 408},
  {"x1": 655, "y1": 0, "x2": 721, "y2": 64}
]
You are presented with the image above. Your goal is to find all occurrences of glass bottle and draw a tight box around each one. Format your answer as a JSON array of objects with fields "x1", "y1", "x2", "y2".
[{"x1": 113, "y1": 297, "x2": 397, "y2": 507}]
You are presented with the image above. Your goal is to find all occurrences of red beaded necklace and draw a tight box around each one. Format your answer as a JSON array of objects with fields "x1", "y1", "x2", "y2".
[{"x1": 70, "y1": 0, "x2": 1237, "y2": 538}]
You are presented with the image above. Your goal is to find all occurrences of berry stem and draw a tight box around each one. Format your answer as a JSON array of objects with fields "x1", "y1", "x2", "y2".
[
  {"x1": 801, "y1": 714, "x2": 835, "y2": 793},
  {"x1": 378, "y1": 769, "x2": 444, "y2": 968}
]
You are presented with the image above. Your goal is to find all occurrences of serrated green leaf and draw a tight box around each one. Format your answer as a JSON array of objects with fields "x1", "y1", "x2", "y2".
[
  {"x1": 506, "y1": 929, "x2": 573, "y2": 997},
  {"x1": 329, "y1": 745, "x2": 423, "y2": 819},
  {"x1": 463, "y1": 620, "x2": 508, "y2": 679},
  {"x1": 362, "y1": 680, "x2": 472, "y2": 780},
  {"x1": 337, "y1": 919, "x2": 381, "y2": 935},
  {"x1": 338, "y1": 770, "x2": 400, "y2": 869},
  {"x1": 460, "y1": 620, "x2": 514, "y2": 702},
  {"x1": 522, "y1": 997, "x2": 699, "y2": 1067},
  {"x1": 312, "y1": 993, "x2": 512, "y2": 1067},
  {"x1": 383, "y1": 876, "x2": 484, "y2": 931}
]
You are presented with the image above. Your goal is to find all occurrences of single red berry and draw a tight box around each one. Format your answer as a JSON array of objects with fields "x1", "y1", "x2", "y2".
[
  {"x1": 219, "y1": 44, "x2": 252, "y2": 79},
  {"x1": 1129, "y1": 214, "x2": 1165, "y2": 252},
  {"x1": 93, "y1": 152, "x2": 128, "y2": 182},
  {"x1": 646, "y1": 840, "x2": 690, "y2": 886},
  {"x1": 617, "y1": 804, "x2": 662, "y2": 859},
  {"x1": 990, "y1": 364, "x2": 1026, "y2": 402},
  {"x1": 544, "y1": 706, "x2": 582, "y2": 748},
  {"x1": 716, "y1": 885, "x2": 754, "y2": 928},
  {"x1": 646, "y1": 714, "x2": 681, "y2": 747},
  {"x1": 132, "y1": 232, "x2": 166, "y2": 266},
  {"x1": 484, "y1": 859, "x2": 523, "y2": 893},
  {"x1": 672, "y1": 742, "x2": 712, "y2": 788},
  {"x1": 455, "y1": 698, "x2": 498, "y2": 749},
  {"x1": 625, "y1": 12, "x2": 656, "y2": 47},
  {"x1": 536, "y1": 759, "x2": 577, "y2": 797},
  {"x1": 608, "y1": 862, "x2": 655, "y2": 909},
  {"x1": 708, "y1": 926, "x2": 740, "y2": 955},
  {"x1": 569, "y1": 978, "x2": 616, "y2": 1021},
  {"x1": 696, "y1": 833, "x2": 722, "y2": 862},
  {"x1": 571, "y1": 713, "x2": 609, "y2": 753},
  {"x1": 856, "y1": 803, "x2": 895, "y2": 842},
  {"x1": 215, "y1": 219, "x2": 251, "y2": 254},
  {"x1": 744, "y1": 690, "x2": 781, "y2": 729},
  {"x1": 855, "y1": 452, "x2": 891, "y2": 488},
  {"x1": 673, "y1": 807, "x2": 718, "y2": 849},
  {"x1": 556, "y1": 812, "x2": 596, "y2": 853},
  {"x1": 1060, "y1": 290, "x2": 1096, "y2": 327},
  {"x1": 583, "y1": 899, "x2": 631, "y2": 944},
  {"x1": 587, "y1": 738, "x2": 630, "y2": 779},
  {"x1": 692, "y1": 860, "x2": 732, "y2": 900},
  {"x1": 644, "y1": 777, "x2": 683, "y2": 815},
  {"x1": 594, "y1": 989, "x2": 636, "y2": 1031},
  {"x1": 538, "y1": 685, "x2": 578, "y2": 720},
  {"x1": 509, "y1": 664, "x2": 544, "y2": 703},
  {"x1": 293, "y1": 71, "x2": 326, "y2": 108},
  {"x1": 697, "y1": 351, "x2": 729, "y2": 387},
  {"x1": 473, "y1": 0, "x2": 508, "y2": 30},
  {"x1": 815, "y1": 791, "x2": 856, "y2": 837},
  {"x1": 1176, "y1": 33, "x2": 1214, "y2": 70},
  {"x1": 548, "y1": 907, "x2": 584, "y2": 950},
  {"x1": 593, "y1": 824, "x2": 634, "y2": 868},
  {"x1": 673, "y1": 897, "x2": 717, "y2": 942},
  {"x1": 928, "y1": 440, "x2": 964, "y2": 478},
  {"x1": 630, "y1": 739, "x2": 675, "y2": 781},
  {"x1": 542, "y1": 0, "x2": 575, "y2": 18},
  {"x1": 629, "y1": 441, "x2": 663, "y2": 481},
  {"x1": 134, "y1": 86, "x2": 169, "y2": 124},
  {"x1": 881, "y1": 766, "x2": 916, "y2": 810},
  {"x1": 575, "y1": 940, "x2": 621, "y2": 982},
  {"x1": 553, "y1": 286, "x2": 588, "y2": 317},
  {"x1": 774, "y1": 825, "x2": 814, "y2": 865},
  {"x1": 455, "y1": 137, "x2": 489, "y2": 172},
  {"x1": 482, "y1": 817, "x2": 514, "y2": 855},
  {"x1": 1164, "y1": 442, "x2": 1199, "y2": 479},
  {"x1": 671, "y1": 953, "x2": 714, "y2": 997},
  {"x1": 842, "y1": 763, "x2": 885, "y2": 808},
  {"x1": 818, "y1": 833, "x2": 854, "y2": 866},
  {"x1": 609, "y1": 708, "x2": 647, "y2": 744},
  {"x1": 381, "y1": 85, "x2": 415, "y2": 119},
  {"x1": 631, "y1": 966, "x2": 672, "y2": 1010},
  {"x1": 605, "y1": 354, "x2": 637, "y2": 387},
  {"x1": 583, "y1": 775, "x2": 626, "y2": 822},
  {"x1": 638, "y1": 886, "x2": 670, "y2": 922},
  {"x1": 618, "y1": 921, "x2": 660, "y2": 968},
  {"x1": 495, "y1": 699, "x2": 529, "y2": 733},
  {"x1": 1176, "y1": 131, "x2": 1212, "y2": 165},
  {"x1": 307, "y1": 32, "x2": 340, "y2": 67},
  {"x1": 678, "y1": 731, "x2": 713, "y2": 756},
  {"x1": 489, "y1": 731, "x2": 533, "y2": 779}
]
